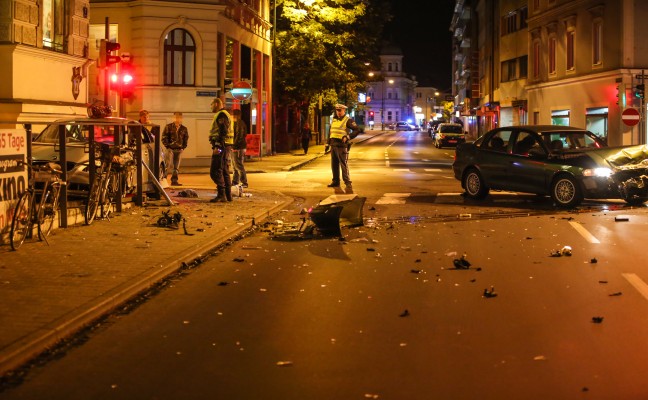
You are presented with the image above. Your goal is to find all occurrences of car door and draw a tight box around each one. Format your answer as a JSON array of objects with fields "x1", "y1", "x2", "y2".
[
  {"x1": 505, "y1": 129, "x2": 550, "y2": 194},
  {"x1": 476, "y1": 128, "x2": 513, "y2": 189}
]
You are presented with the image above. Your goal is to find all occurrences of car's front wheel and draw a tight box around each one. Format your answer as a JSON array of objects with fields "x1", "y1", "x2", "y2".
[
  {"x1": 551, "y1": 174, "x2": 583, "y2": 208},
  {"x1": 463, "y1": 168, "x2": 489, "y2": 199},
  {"x1": 623, "y1": 196, "x2": 648, "y2": 206}
]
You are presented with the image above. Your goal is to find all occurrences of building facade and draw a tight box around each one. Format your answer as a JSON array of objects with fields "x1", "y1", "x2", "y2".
[
  {"x1": 452, "y1": 0, "x2": 648, "y2": 146},
  {"x1": 413, "y1": 87, "x2": 442, "y2": 127},
  {"x1": 89, "y1": 0, "x2": 273, "y2": 163},
  {"x1": 365, "y1": 44, "x2": 417, "y2": 129},
  {"x1": 0, "y1": 0, "x2": 92, "y2": 123}
]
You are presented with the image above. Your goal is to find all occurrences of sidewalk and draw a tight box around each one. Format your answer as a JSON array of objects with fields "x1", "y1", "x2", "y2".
[
  {"x1": 0, "y1": 128, "x2": 387, "y2": 377},
  {"x1": 182, "y1": 129, "x2": 388, "y2": 174}
]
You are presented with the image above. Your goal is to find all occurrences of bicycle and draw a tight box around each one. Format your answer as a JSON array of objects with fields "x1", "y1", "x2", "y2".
[
  {"x1": 10, "y1": 161, "x2": 64, "y2": 250},
  {"x1": 85, "y1": 142, "x2": 135, "y2": 225}
]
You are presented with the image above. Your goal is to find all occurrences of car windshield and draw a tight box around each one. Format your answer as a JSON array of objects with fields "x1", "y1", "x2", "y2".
[
  {"x1": 540, "y1": 130, "x2": 604, "y2": 150},
  {"x1": 439, "y1": 125, "x2": 463, "y2": 134}
]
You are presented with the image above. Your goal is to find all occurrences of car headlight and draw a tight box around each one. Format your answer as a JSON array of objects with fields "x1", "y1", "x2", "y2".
[{"x1": 583, "y1": 167, "x2": 612, "y2": 177}]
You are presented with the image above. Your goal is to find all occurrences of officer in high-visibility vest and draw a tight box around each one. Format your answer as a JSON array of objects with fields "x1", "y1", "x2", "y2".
[
  {"x1": 209, "y1": 98, "x2": 234, "y2": 202},
  {"x1": 326, "y1": 103, "x2": 362, "y2": 192}
]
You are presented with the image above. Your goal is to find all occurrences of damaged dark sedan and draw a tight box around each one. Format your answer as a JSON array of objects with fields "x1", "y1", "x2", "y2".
[{"x1": 452, "y1": 125, "x2": 648, "y2": 207}]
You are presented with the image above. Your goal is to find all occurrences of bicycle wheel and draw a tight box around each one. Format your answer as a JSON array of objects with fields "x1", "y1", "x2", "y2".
[
  {"x1": 38, "y1": 182, "x2": 60, "y2": 240},
  {"x1": 10, "y1": 191, "x2": 33, "y2": 250},
  {"x1": 85, "y1": 171, "x2": 105, "y2": 225}
]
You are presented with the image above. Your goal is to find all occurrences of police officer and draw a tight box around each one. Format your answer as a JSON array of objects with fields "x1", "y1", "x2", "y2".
[
  {"x1": 326, "y1": 103, "x2": 362, "y2": 192},
  {"x1": 209, "y1": 98, "x2": 234, "y2": 202}
]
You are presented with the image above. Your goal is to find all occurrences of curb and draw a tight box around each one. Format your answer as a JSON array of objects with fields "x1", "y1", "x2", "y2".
[
  {"x1": 0, "y1": 194, "x2": 294, "y2": 376},
  {"x1": 280, "y1": 131, "x2": 388, "y2": 172}
]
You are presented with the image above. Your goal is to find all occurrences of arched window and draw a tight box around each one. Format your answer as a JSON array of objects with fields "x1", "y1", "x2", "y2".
[{"x1": 164, "y1": 28, "x2": 196, "y2": 86}]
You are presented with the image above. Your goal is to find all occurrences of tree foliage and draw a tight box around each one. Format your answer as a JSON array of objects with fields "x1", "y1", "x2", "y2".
[{"x1": 275, "y1": 0, "x2": 391, "y2": 114}]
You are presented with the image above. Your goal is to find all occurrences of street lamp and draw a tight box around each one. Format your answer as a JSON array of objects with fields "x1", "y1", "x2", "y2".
[{"x1": 381, "y1": 79, "x2": 394, "y2": 130}]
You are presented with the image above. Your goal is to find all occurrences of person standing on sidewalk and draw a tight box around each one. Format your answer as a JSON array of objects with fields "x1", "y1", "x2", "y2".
[
  {"x1": 162, "y1": 112, "x2": 188, "y2": 186},
  {"x1": 325, "y1": 103, "x2": 362, "y2": 192},
  {"x1": 209, "y1": 98, "x2": 234, "y2": 202},
  {"x1": 301, "y1": 122, "x2": 312, "y2": 155},
  {"x1": 231, "y1": 109, "x2": 249, "y2": 188}
]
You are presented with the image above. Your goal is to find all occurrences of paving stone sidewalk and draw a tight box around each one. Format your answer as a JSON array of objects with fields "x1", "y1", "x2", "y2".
[{"x1": 0, "y1": 189, "x2": 293, "y2": 376}]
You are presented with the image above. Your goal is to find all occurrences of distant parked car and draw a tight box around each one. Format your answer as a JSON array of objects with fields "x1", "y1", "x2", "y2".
[
  {"x1": 452, "y1": 125, "x2": 648, "y2": 207},
  {"x1": 433, "y1": 123, "x2": 465, "y2": 148}
]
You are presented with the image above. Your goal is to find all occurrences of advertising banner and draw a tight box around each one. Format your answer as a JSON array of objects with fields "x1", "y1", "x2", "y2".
[
  {"x1": 245, "y1": 134, "x2": 261, "y2": 157},
  {"x1": 0, "y1": 130, "x2": 28, "y2": 240}
]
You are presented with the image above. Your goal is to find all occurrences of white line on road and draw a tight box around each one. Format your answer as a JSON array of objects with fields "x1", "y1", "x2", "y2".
[
  {"x1": 424, "y1": 168, "x2": 443, "y2": 172},
  {"x1": 568, "y1": 221, "x2": 601, "y2": 244},
  {"x1": 623, "y1": 273, "x2": 648, "y2": 301},
  {"x1": 376, "y1": 193, "x2": 411, "y2": 205},
  {"x1": 394, "y1": 169, "x2": 411, "y2": 172}
]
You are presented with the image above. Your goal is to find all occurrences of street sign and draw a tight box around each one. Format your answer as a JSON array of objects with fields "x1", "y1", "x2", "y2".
[
  {"x1": 636, "y1": 75, "x2": 648, "y2": 80},
  {"x1": 622, "y1": 107, "x2": 641, "y2": 126}
]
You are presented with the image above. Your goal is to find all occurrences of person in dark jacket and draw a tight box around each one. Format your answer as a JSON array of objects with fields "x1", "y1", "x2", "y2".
[
  {"x1": 162, "y1": 112, "x2": 188, "y2": 185},
  {"x1": 209, "y1": 98, "x2": 234, "y2": 202},
  {"x1": 301, "y1": 122, "x2": 312, "y2": 154},
  {"x1": 231, "y1": 109, "x2": 249, "y2": 188}
]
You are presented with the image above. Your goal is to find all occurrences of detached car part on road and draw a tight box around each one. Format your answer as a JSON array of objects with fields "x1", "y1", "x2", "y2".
[{"x1": 452, "y1": 125, "x2": 648, "y2": 207}]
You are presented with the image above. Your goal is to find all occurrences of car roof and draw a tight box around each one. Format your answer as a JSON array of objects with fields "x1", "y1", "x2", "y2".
[{"x1": 508, "y1": 125, "x2": 588, "y2": 132}]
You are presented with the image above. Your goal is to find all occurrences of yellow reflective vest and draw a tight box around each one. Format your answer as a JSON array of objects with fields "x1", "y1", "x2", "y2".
[
  {"x1": 211, "y1": 109, "x2": 234, "y2": 145},
  {"x1": 329, "y1": 115, "x2": 350, "y2": 140}
]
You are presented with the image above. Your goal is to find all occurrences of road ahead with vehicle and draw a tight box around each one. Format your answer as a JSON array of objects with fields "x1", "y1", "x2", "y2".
[{"x1": 3, "y1": 128, "x2": 648, "y2": 400}]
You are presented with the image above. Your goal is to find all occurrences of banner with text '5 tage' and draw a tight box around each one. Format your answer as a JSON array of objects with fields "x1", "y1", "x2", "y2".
[{"x1": 0, "y1": 130, "x2": 28, "y2": 243}]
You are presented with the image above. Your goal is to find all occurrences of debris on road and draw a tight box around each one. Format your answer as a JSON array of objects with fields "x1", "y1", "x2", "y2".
[
  {"x1": 233, "y1": 257, "x2": 245, "y2": 262},
  {"x1": 217, "y1": 281, "x2": 229, "y2": 286},
  {"x1": 550, "y1": 246, "x2": 572, "y2": 257},
  {"x1": 614, "y1": 215, "x2": 630, "y2": 222},
  {"x1": 410, "y1": 269, "x2": 421, "y2": 274},
  {"x1": 176, "y1": 189, "x2": 198, "y2": 198},
  {"x1": 483, "y1": 286, "x2": 497, "y2": 298},
  {"x1": 590, "y1": 258, "x2": 598, "y2": 264},
  {"x1": 609, "y1": 292, "x2": 623, "y2": 297},
  {"x1": 276, "y1": 361, "x2": 293, "y2": 367},
  {"x1": 599, "y1": 280, "x2": 608, "y2": 284},
  {"x1": 533, "y1": 355, "x2": 547, "y2": 361},
  {"x1": 453, "y1": 254, "x2": 471, "y2": 269},
  {"x1": 591, "y1": 316, "x2": 604, "y2": 323},
  {"x1": 399, "y1": 309, "x2": 410, "y2": 317}
]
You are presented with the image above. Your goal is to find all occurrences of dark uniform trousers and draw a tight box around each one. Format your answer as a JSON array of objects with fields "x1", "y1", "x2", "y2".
[{"x1": 330, "y1": 144, "x2": 351, "y2": 185}]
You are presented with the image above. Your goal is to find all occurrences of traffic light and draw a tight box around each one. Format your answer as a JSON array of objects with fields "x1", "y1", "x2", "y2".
[
  {"x1": 369, "y1": 111, "x2": 375, "y2": 121},
  {"x1": 635, "y1": 84, "x2": 645, "y2": 99},
  {"x1": 616, "y1": 83, "x2": 626, "y2": 107},
  {"x1": 98, "y1": 39, "x2": 121, "y2": 68},
  {"x1": 109, "y1": 61, "x2": 135, "y2": 98}
]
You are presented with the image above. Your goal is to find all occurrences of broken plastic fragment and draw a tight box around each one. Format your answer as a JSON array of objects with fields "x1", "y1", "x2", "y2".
[
  {"x1": 218, "y1": 281, "x2": 229, "y2": 286},
  {"x1": 561, "y1": 246, "x2": 572, "y2": 256},
  {"x1": 483, "y1": 286, "x2": 497, "y2": 298},
  {"x1": 609, "y1": 292, "x2": 623, "y2": 296},
  {"x1": 364, "y1": 394, "x2": 379, "y2": 399},
  {"x1": 276, "y1": 361, "x2": 293, "y2": 367},
  {"x1": 591, "y1": 258, "x2": 598, "y2": 264},
  {"x1": 615, "y1": 215, "x2": 630, "y2": 222},
  {"x1": 366, "y1": 247, "x2": 376, "y2": 252},
  {"x1": 591, "y1": 316, "x2": 604, "y2": 323},
  {"x1": 233, "y1": 257, "x2": 245, "y2": 262},
  {"x1": 410, "y1": 269, "x2": 421, "y2": 274},
  {"x1": 453, "y1": 254, "x2": 471, "y2": 269},
  {"x1": 399, "y1": 309, "x2": 410, "y2": 317},
  {"x1": 533, "y1": 355, "x2": 547, "y2": 361}
]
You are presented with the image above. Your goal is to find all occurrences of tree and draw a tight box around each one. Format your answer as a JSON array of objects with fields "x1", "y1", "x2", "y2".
[{"x1": 275, "y1": 0, "x2": 391, "y2": 115}]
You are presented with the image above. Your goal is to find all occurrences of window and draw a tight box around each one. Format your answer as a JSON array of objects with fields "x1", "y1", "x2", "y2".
[
  {"x1": 519, "y1": 7, "x2": 528, "y2": 29},
  {"x1": 533, "y1": 40, "x2": 541, "y2": 78},
  {"x1": 42, "y1": 0, "x2": 67, "y2": 51},
  {"x1": 533, "y1": 0, "x2": 540, "y2": 12},
  {"x1": 388, "y1": 63, "x2": 393, "y2": 72},
  {"x1": 519, "y1": 55, "x2": 528, "y2": 78},
  {"x1": 512, "y1": 131, "x2": 543, "y2": 156},
  {"x1": 566, "y1": 30, "x2": 575, "y2": 71},
  {"x1": 593, "y1": 21, "x2": 602, "y2": 65},
  {"x1": 485, "y1": 130, "x2": 512, "y2": 152},
  {"x1": 502, "y1": 13, "x2": 517, "y2": 35},
  {"x1": 395, "y1": 63, "x2": 399, "y2": 72},
  {"x1": 388, "y1": 92, "x2": 392, "y2": 99},
  {"x1": 548, "y1": 36, "x2": 557, "y2": 74},
  {"x1": 551, "y1": 109, "x2": 570, "y2": 126},
  {"x1": 387, "y1": 111, "x2": 393, "y2": 121},
  {"x1": 501, "y1": 59, "x2": 517, "y2": 82},
  {"x1": 164, "y1": 29, "x2": 196, "y2": 86}
]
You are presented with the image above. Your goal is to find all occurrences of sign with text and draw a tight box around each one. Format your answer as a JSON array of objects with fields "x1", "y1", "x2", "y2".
[
  {"x1": 0, "y1": 130, "x2": 27, "y2": 240},
  {"x1": 245, "y1": 134, "x2": 261, "y2": 157}
]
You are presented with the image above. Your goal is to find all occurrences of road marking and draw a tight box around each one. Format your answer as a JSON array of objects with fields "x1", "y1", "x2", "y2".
[
  {"x1": 376, "y1": 193, "x2": 411, "y2": 205},
  {"x1": 394, "y1": 168, "x2": 411, "y2": 172},
  {"x1": 424, "y1": 168, "x2": 443, "y2": 172},
  {"x1": 436, "y1": 192, "x2": 464, "y2": 196},
  {"x1": 623, "y1": 273, "x2": 648, "y2": 301},
  {"x1": 568, "y1": 221, "x2": 601, "y2": 244}
]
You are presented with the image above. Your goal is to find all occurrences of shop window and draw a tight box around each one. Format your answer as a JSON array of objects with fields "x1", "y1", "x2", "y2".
[
  {"x1": 586, "y1": 107, "x2": 608, "y2": 141},
  {"x1": 551, "y1": 109, "x2": 570, "y2": 126},
  {"x1": 42, "y1": 0, "x2": 67, "y2": 51},
  {"x1": 164, "y1": 29, "x2": 196, "y2": 86}
]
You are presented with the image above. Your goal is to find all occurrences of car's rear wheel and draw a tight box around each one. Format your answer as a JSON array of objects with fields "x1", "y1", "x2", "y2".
[
  {"x1": 551, "y1": 174, "x2": 583, "y2": 208},
  {"x1": 624, "y1": 196, "x2": 648, "y2": 206},
  {"x1": 463, "y1": 168, "x2": 489, "y2": 199}
]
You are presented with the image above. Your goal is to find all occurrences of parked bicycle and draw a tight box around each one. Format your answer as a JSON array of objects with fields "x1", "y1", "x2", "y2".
[
  {"x1": 10, "y1": 161, "x2": 64, "y2": 250},
  {"x1": 85, "y1": 142, "x2": 135, "y2": 225}
]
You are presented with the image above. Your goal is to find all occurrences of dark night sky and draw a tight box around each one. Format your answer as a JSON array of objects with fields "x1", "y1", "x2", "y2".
[{"x1": 383, "y1": 0, "x2": 456, "y2": 90}]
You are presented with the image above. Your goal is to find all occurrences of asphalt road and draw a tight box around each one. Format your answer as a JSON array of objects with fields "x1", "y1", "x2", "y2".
[{"x1": 3, "y1": 130, "x2": 648, "y2": 399}]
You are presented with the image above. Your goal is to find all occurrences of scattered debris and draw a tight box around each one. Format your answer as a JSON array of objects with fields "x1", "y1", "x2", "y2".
[
  {"x1": 156, "y1": 209, "x2": 183, "y2": 229},
  {"x1": 609, "y1": 292, "x2": 623, "y2": 297},
  {"x1": 458, "y1": 213, "x2": 472, "y2": 219},
  {"x1": 233, "y1": 257, "x2": 245, "y2": 262},
  {"x1": 533, "y1": 355, "x2": 547, "y2": 361},
  {"x1": 483, "y1": 286, "x2": 497, "y2": 298},
  {"x1": 410, "y1": 269, "x2": 421, "y2": 274},
  {"x1": 415, "y1": 259, "x2": 421, "y2": 263},
  {"x1": 582, "y1": 387, "x2": 589, "y2": 392},
  {"x1": 182, "y1": 219, "x2": 194, "y2": 236},
  {"x1": 368, "y1": 206, "x2": 376, "y2": 211},
  {"x1": 590, "y1": 258, "x2": 598, "y2": 264},
  {"x1": 217, "y1": 281, "x2": 229, "y2": 286},
  {"x1": 399, "y1": 309, "x2": 410, "y2": 317},
  {"x1": 526, "y1": 237, "x2": 533, "y2": 240},
  {"x1": 550, "y1": 246, "x2": 572, "y2": 257},
  {"x1": 591, "y1": 316, "x2": 604, "y2": 324},
  {"x1": 366, "y1": 247, "x2": 376, "y2": 252},
  {"x1": 453, "y1": 254, "x2": 471, "y2": 269},
  {"x1": 469, "y1": 278, "x2": 477, "y2": 283},
  {"x1": 598, "y1": 280, "x2": 608, "y2": 284},
  {"x1": 176, "y1": 189, "x2": 198, "y2": 198},
  {"x1": 364, "y1": 394, "x2": 379, "y2": 399},
  {"x1": 615, "y1": 215, "x2": 630, "y2": 222}
]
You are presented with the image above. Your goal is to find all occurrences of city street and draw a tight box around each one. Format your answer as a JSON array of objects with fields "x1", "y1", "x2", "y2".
[{"x1": 3, "y1": 130, "x2": 648, "y2": 399}]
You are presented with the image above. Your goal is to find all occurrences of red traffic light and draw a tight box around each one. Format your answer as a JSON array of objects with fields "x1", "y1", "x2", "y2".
[
  {"x1": 369, "y1": 111, "x2": 374, "y2": 116},
  {"x1": 110, "y1": 61, "x2": 135, "y2": 98}
]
